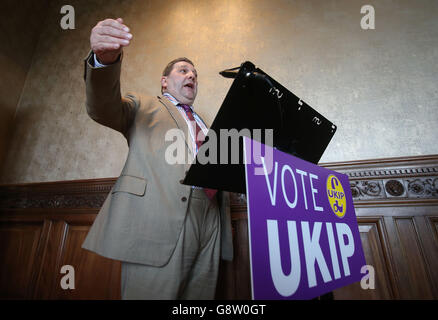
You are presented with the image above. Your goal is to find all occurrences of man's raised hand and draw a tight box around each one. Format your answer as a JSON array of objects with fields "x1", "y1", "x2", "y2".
[{"x1": 90, "y1": 18, "x2": 132, "y2": 65}]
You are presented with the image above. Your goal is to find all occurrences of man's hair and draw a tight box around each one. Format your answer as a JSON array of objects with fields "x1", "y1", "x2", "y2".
[{"x1": 161, "y1": 57, "x2": 195, "y2": 93}]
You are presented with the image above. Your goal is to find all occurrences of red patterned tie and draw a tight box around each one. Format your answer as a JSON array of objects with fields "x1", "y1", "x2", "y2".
[{"x1": 180, "y1": 104, "x2": 217, "y2": 200}]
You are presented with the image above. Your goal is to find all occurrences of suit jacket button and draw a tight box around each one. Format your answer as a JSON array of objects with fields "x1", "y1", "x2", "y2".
[
  {"x1": 179, "y1": 179, "x2": 184, "y2": 184},
  {"x1": 181, "y1": 197, "x2": 187, "y2": 202}
]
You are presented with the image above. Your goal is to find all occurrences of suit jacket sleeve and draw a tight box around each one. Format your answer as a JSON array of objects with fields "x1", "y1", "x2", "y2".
[{"x1": 83, "y1": 51, "x2": 139, "y2": 137}]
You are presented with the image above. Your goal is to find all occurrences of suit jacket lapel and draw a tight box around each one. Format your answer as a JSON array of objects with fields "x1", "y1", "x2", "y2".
[{"x1": 157, "y1": 95, "x2": 195, "y2": 167}]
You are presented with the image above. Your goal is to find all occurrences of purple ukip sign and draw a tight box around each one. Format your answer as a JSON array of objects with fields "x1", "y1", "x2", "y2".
[{"x1": 243, "y1": 137, "x2": 366, "y2": 300}]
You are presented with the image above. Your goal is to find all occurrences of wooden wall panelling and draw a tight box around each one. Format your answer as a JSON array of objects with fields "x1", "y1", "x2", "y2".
[
  {"x1": 231, "y1": 212, "x2": 252, "y2": 300},
  {"x1": 34, "y1": 218, "x2": 67, "y2": 299},
  {"x1": 384, "y1": 214, "x2": 437, "y2": 299},
  {"x1": 216, "y1": 209, "x2": 252, "y2": 300},
  {"x1": 215, "y1": 257, "x2": 234, "y2": 299},
  {"x1": 332, "y1": 217, "x2": 397, "y2": 299},
  {"x1": 0, "y1": 217, "x2": 47, "y2": 299},
  {"x1": 0, "y1": 179, "x2": 121, "y2": 300},
  {"x1": 50, "y1": 212, "x2": 121, "y2": 300},
  {"x1": 417, "y1": 214, "x2": 438, "y2": 297},
  {"x1": 0, "y1": 184, "x2": 120, "y2": 299},
  {"x1": 336, "y1": 204, "x2": 438, "y2": 300},
  {"x1": 30, "y1": 211, "x2": 121, "y2": 300}
]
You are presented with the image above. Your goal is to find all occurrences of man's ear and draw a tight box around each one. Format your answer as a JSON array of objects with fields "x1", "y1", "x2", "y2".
[{"x1": 161, "y1": 76, "x2": 167, "y2": 91}]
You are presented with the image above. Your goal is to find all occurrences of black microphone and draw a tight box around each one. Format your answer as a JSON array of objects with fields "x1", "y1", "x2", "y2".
[{"x1": 219, "y1": 66, "x2": 241, "y2": 78}]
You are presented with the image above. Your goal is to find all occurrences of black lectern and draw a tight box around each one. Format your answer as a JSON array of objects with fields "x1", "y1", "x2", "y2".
[{"x1": 183, "y1": 61, "x2": 337, "y2": 194}]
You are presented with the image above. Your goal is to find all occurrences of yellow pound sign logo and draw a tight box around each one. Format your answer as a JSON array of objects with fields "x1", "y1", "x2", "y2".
[{"x1": 326, "y1": 175, "x2": 346, "y2": 218}]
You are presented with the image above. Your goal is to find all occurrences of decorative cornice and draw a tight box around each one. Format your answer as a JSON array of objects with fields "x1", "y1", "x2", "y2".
[
  {"x1": 0, "y1": 178, "x2": 115, "y2": 209},
  {"x1": 322, "y1": 156, "x2": 438, "y2": 201},
  {"x1": 0, "y1": 193, "x2": 108, "y2": 209},
  {"x1": 340, "y1": 167, "x2": 438, "y2": 179},
  {"x1": 349, "y1": 177, "x2": 438, "y2": 201}
]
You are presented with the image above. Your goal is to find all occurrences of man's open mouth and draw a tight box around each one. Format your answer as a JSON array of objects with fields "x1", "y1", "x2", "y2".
[{"x1": 184, "y1": 83, "x2": 194, "y2": 89}]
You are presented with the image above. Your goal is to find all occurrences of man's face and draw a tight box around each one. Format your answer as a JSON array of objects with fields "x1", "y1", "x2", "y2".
[{"x1": 161, "y1": 61, "x2": 198, "y2": 105}]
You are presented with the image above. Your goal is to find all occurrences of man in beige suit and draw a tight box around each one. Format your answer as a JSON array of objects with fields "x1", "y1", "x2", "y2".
[{"x1": 82, "y1": 18, "x2": 233, "y2": 299}]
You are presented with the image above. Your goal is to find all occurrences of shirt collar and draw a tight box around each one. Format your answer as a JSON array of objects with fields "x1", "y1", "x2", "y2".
[{"x1": 163, "y1": 93, "x2": 194, "y2": 111}]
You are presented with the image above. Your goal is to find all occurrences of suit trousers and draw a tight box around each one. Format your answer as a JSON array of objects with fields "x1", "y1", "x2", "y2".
[{"x1": 121, "y1": 188, "x2": 221, "y2": 299}]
